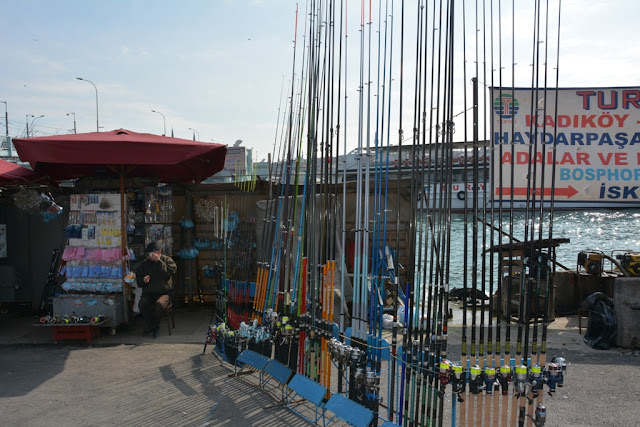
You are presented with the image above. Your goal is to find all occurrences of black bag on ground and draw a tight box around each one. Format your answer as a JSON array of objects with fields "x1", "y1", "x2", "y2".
[{"x1": 581, "y1": 292, "x2": 617, "y2": 350}]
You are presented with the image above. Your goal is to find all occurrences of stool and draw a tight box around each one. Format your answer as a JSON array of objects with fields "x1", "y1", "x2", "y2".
[
  {"x1": 155, "y1": 294, "x2": 175, "y2": 336},
  {"x1": 162, "y1": 295, "x2": 175, "y2": 335}
]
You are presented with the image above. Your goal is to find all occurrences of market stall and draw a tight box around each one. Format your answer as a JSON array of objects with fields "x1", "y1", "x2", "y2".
[
  {"x1": 0, "y1": 159, "x2": 54, "y2": 309},
  {"x1": 12, "y1": 129, "x2": 227, "y2": 331}
]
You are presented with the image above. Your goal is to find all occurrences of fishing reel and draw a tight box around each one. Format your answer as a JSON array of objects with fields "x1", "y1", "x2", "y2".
[
  {"x1": 497, "y1": 365, "x2": 512, "y2": 396},
  {"x1": 529, "y1": 364, "x2": 543, "y2": 398},
  {"x1": 328, "y1": 338, "x2": 352, "y2": 364},
  {"x1": 279, "y1": 316, "x2": 294, "y2": 343},
  {"x1": 526, "y1": 404, "x2": 547, "y2": 426},
  {"x1": 364, "y1": 367, "x2": 381, "y2": 397},
  {"x1": 469, "y1": 365, "x2": 484, "y2": 395},
  {"x1": 544, "y1": 362, "x2": 561, "y2": 395},
  {"x1": 577, "y1": 250, "x2": 604, "y2": 275},
  {"x1": 514, "y1": 365, "x2": 529, "y2": 398},
  {"x1": 615, "y1": 252, "x2": 640, "y2": 276},
  {"x1": 266, "y1": 309, "x2": 279, "y2": 333},
  {"x1": 349, "y1": 346, "x2": 366, "y2": 368},
  {"x1": 437, "y1": 360, "x2": 452, "y2": 397},
  {"x1": 354, "y1": 367, "x2": 366, "y2": 390},
  {"x1": 551, "y1": 356, "x2": 567, "y2": 388},
  {"x1": 483, "y1": 367, "x2": 497, "y2": 395},
  {"x1": 449, "y1": 362, "x2": 466, "y2": 402}
]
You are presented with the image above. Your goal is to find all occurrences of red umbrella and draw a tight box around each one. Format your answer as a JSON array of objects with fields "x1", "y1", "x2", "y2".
[
  {"x1": 12, "y1": 129, "x2": 228, "y2": 324},
  {"x1": 12, "y1": 128, "x2": 227, "y2": 183},
  {"x1": 0, "y1": 158, "x2": 48, "y2": 185}
]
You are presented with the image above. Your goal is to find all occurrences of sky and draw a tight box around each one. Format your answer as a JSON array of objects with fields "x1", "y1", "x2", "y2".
[{"x1": 1, "y1": 0, "x2": 638, "y2": 163}]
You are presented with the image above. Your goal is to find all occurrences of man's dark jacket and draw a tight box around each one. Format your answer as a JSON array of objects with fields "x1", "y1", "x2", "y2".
[{"x1": 135, "y1": 254, "x2": 177, "y2": 293}]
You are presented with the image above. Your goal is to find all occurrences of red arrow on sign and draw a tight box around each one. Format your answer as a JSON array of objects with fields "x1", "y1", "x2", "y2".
[{"x1": 495, "y1": 185, "x2": 579, "y2": 198}]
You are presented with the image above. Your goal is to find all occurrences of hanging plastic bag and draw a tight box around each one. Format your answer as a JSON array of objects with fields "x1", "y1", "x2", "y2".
[{"x1": 581, "y1": 292, "x2": 617, "y2": 350}]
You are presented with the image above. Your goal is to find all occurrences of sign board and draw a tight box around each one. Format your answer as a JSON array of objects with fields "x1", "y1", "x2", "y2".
[{"x1": 491, "y1": 87, "x2": 640, "y2": 207}]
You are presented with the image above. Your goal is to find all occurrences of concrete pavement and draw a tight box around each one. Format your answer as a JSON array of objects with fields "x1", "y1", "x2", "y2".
[{"x1": 0, "y1": 306, "x2": 638, "y2": 426}]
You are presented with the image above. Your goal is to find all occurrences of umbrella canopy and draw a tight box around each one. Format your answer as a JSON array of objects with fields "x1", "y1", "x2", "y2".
[
  {"x1": 0, "y1": 158, "x2": 48, "y2": 185},
  {"x1": 13, "y1": 129, "x2": 227, "y2": 183}
]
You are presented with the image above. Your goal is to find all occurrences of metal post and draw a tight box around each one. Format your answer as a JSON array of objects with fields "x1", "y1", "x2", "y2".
[
  {"x1": 67, "y1": 112, "x2": 76, "y2": 134},
  {"x1": 2, "y1": 101, "x2": 10, "y2": 156},
  {"x1": 151, "y1": 110, "x2": 166, "y2": 136},
  {"x1": 77, "y1": 77, "x2": 99, "y2": 132}
]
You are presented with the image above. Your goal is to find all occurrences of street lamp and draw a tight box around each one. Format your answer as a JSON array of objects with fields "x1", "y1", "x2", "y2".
[
  {"x1": 26, "y1": 114, "x2": 44, "y2": 138},
  {"x1": 188, "y1": 127, "x2": 199, "y2": 141},
  {"x1": 76, "y1": 77, "x2": 99, "y2": 132},
  {"x1": 1, "y1": 101, "x2": 7, "y2": 137},
  {"x1": 1, "y1": 100, "x2": 9, "y2": 156},
  {"x1": 151, "y1": 109, "x2": 166, "y2": 136},
  {"x1": 66, "y1": 112, "x2": 77, "y2": 134}
]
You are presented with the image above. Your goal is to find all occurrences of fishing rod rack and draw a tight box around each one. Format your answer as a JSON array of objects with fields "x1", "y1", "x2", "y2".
[{"x1": 199, "y1": 0, "x2": 572, "y2": 424}]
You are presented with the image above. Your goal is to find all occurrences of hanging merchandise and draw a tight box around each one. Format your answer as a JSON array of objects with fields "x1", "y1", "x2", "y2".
[
  {"x1": 12, "y1": 188, "x2": 64, "y2": 222},
  {"x1": 12, "y1": 188, "x2": 41, "y2": 213},
  {"x1": 54, "y1": 192, "x2": 129, "y2": 328},
  {"x1": 179, "y1": 217, "x2": 195, "y2": 229},
  {"x1": 195, "y1": 197, "x2": 218, "y2": 223},
  {"x1": 193, "y1": 238, "x2": 211, "y2": 250},
  {"x1": 178, "y1": 247, "x2": 199, "y2": 259},
  {"x1": 144, "y1": 186, "x2": 174, "y2": 255}
]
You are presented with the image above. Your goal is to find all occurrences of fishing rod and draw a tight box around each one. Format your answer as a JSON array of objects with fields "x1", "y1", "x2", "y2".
[
  {"x1": 262, "y1": 6, "x2": 298, "y2": 322},
  {"x1": 395, "y1": 0, "x2": 408, "y2": 423},
  {"x1": 533, "y1": 6, "x2": 563, "y2": 427},
  {"x1": 366, "y1": 0, "x2": 389, "y2": 418},
  {"x1": 480, "y1": 1, "x2": 498, "y2": 424},
  {"x1": 380, "y1": 0, "x2": 400, "y2": 422},
  {"x1": 530, "y1": 8, "x2": 552, "y2": 413},
  {"x1": 252, "y1": 75, "x2": 290, "y2": 323},
  {"x1": 362, "y1": 3, "x2": 377, "y2": 411},
  {"x1": 416, "y1": 2, "x2": 441, "y2": 425},
  {"x1": 410, "y1": 1, "x2": 429, "y2": 424},
  {"x1": 430, "y1": 0, "x2": 454, "y2": 425},
  {"x1": 336, "y1": 0, "x2": 347, "y2": 396},
  {"x1": 457, "y1": 1, "x2": 471, "y2": 423},
  {"x1": 397, "y1": 2, "x2": 422, "y2": 425},
  {"x1": 470, "y1": 7, "x2": 488, "y2": 427},
  {"x1": 439, "y1": 3, "x2": 457, "y2": 426},
  {"x1": 422, "y1": 0, "x2": 441, "y2": 423}
]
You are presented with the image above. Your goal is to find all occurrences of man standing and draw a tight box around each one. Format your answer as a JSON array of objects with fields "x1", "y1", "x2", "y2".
[{"x1": 135, "y1": 241, "x2": 177, "y2": 338}]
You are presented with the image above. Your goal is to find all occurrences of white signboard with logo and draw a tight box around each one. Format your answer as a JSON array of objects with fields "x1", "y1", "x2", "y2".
[{"x1": 491, "y1": 87, "x2": 640, "y2": 208}]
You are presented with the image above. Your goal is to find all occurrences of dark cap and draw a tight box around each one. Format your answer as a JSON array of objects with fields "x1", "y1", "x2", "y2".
[{"x1": 145, "y1": 241, "x2": 162, "y2": 253}]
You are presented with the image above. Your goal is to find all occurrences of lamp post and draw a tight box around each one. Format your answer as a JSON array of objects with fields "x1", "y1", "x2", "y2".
[
  {"x1": 76, "y1": 77, "x2": 99, "y2": 132},
  {"x1": 25, "y1": 114, "x2": 32, "y2": 138},
  {"x1": 1, "y1": 101, "x2": 7, "y2": 137},
  {"x1": 1, "y1": 101, "x2": 8, "y2": 156},
  {"x1": 188, "y1": 127, "x2": 199, "y2": 141},
  {"x1": 66, "y1": 112, "x2": 77, "y2": 134},
  {"x1": 26, "y1": 114, "x2": 44, "y2": 138},
  {"x1": 151, "y1": 109, "x2": 166, "y2": 136},
  {"x1": 30, "y1": 115, "x2": 44, "y2": 137}
]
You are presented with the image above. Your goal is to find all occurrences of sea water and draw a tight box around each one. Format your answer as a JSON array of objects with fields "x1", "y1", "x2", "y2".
[{"x1": 416, "y1": 209, "x2": 640, "y2": 290}]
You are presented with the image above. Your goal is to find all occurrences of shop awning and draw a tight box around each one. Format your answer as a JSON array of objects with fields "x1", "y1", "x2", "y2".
[
  {"x1": 12, "y1": 129, "x2": 227, "y2": 183},
  {"x1": 0, "y1": 158, "x2": 48, "y2": 185}
]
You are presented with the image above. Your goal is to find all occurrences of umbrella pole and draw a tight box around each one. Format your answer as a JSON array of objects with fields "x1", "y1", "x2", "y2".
[{"x1": 120, "y1": 167, "x2": 130, "y2": 324}]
